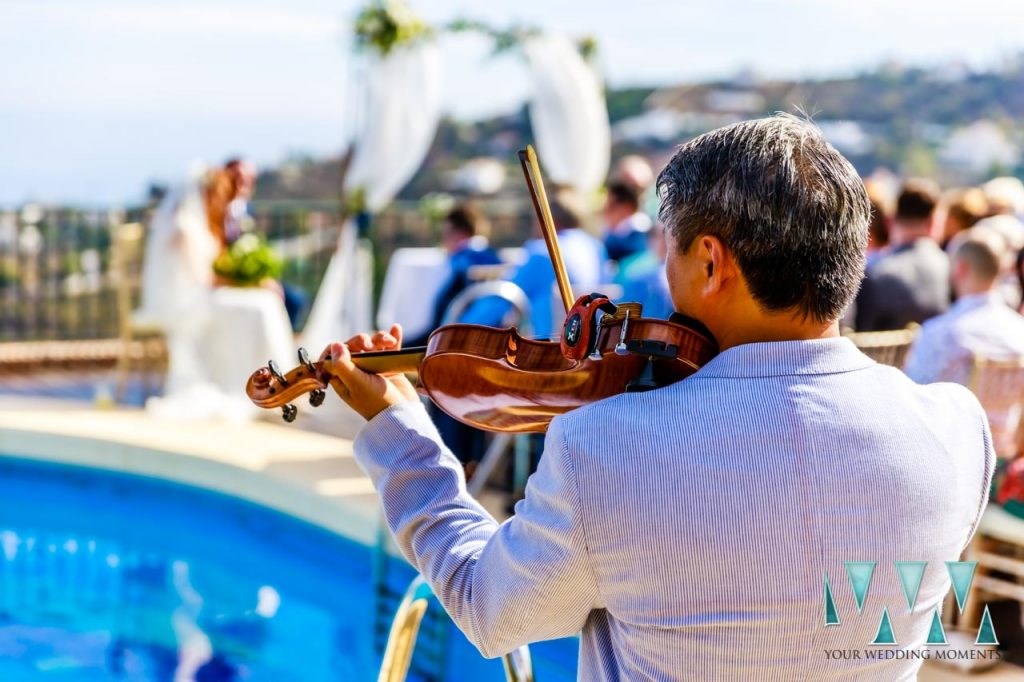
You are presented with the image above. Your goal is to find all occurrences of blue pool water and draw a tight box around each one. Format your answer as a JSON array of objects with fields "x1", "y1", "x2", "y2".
[{"x1": 0, "y1": 457, "x2": 578, "y2": 681}]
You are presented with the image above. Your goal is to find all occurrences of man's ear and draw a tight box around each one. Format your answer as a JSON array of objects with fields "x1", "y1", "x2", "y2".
[{"x1": 698, "y1": 235, "x2": 732, "y2": 296}]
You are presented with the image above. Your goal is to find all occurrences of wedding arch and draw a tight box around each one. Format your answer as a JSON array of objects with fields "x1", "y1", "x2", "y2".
[{"x1": 300, "y1": 0, "x2": 612, "y2": 352}]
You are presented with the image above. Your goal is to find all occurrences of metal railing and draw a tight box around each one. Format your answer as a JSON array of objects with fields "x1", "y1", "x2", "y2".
[
  {"x1": 0, "y1": 204, "x2": 341, "y2": 343},
  {"x1": 379, "y1": 575, "x2": 534, "y2": 682},
  {"x1": 0, "y1": 199, "x2": 535, "y2": 346}
]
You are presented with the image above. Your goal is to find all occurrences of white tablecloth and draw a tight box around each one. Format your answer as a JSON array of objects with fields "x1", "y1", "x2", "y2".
[
  {"x1": 206, "y1": 287, "x2": 294, "y2": 396},
  {"x1": 376, "y1": 248, "x2": 450, "y2": 339},
  {"x1": 146, "y1": 287, "x2": 294, "y2": 421}
]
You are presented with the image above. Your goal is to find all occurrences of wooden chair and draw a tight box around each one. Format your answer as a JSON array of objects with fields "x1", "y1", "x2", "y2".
[
  {"x1": 110, "y1": 222, "x2": 167, "y2": 402},
  {"x1": 843, "y1": 324, "x2": 919, "y2": 367},
  {"x1": 962, "y1": 505, "x2": 1024, "y2": 630},
  {"x1": 968, "y1": 355, "x2": 1024, "y2": 459}
]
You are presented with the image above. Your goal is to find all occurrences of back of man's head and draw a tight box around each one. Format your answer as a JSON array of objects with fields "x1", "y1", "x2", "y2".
[
  {"x1": 549, "y1": 187, "x2": 586, "y2": 231},
  {"x1": 656, "y1": 113, "x2": 870, "y2": 323},
  {"x1": 606, "y1": 181, "x2": 640, "y2": 212},
  {"x1": 953, "y1": 228, "x2": 1005, "y2": 287},
  {"x1": 447, "y1": 202, "x2": 489, "y2": 239},
  {"x1": 895, "y1": 179, "x2": 939, "y2": 224}
]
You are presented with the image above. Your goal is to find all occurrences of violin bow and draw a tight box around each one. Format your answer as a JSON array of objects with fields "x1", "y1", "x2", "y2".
[{"x1": 518, "y1": 146, "x2": 575, "y2": 315}]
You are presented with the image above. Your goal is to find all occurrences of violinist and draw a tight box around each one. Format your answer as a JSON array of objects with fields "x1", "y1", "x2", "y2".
[{"x1": 320, "y1": 115, "x2": 993, "y2": 679}]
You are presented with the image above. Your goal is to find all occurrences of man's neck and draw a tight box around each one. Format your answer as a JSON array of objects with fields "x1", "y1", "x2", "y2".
[
  {"x1": 712, "y1": 308, "x2": 841, "y2": 352},
  {"x1": 890, "y1": 222, "x2": 932, "y2": 247},
  {"x1": 954, "y1": 280, "x2": 996, "y2": 299}
]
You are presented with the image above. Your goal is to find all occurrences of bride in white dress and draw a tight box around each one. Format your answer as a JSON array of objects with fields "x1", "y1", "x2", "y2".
[{"x1": 139, "y1": 163, "x2": 292, "y2": 421}]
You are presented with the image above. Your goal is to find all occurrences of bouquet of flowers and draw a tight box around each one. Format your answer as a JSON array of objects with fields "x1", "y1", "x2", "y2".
[{"x1": 213, "y1": 233, "x2": 282, "y2": 287}]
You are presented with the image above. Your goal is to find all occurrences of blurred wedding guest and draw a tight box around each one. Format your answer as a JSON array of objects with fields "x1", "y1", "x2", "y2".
[
  {"x1": 1017, "y1": 248, "x2": 1024, "y2": 312},
  {"x1": 972, "y1": 214, "x2": 1024, "y2": 308},
  {"x1": 865, "y1": 195, "x2": 890, "y2": 267},
  {"x1": 983, "y1": 176, "x2": 1024, "y2": 219},
  {"x1": 208, "y1": 158, "x2": 307, "y2": 328},
  {"x1": 613, "y1": 154, "x2": 660, "y2": 230},
  {"x1": 939, "y1": 187, "x2": 987, "y2": 249},
  {"x1": 405, "y1": 202, "x2": 501, "y2": 347},
  {"x1": 854, "y1": 179, "x2": 949, "y2": 331},
  {"x1": 602, "y1": 180, "x2": 652, "y2": 262},
  {"x1": 974, "y1": 214, "x2": 1024, "y2": 256},
  {"x1": 904, "y1": 228, "x2": 1024, "y2": 385},
  {"x1": 460, "y1": 187, "x2": 607, "y2": 339},
  {"x1": 614, "y1": 154, "x2": 655, "y2": 194},
  {"x1": 615, "y1": 222, "x2": 673, "y2": 319}
]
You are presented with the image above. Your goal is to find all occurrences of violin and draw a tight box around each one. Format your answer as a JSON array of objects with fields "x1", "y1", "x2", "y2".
[{"x1": 246, "y1": 146, "x2": 718, "y2": 433}]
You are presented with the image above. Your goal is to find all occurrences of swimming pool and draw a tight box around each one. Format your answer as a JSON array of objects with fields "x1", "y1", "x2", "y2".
[{"x1": 0, "y1": 456, "x2": 578, "y2": 681}]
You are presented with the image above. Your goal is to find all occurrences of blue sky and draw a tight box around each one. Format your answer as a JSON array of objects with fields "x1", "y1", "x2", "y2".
[{"x1": 2, "y1": 0, "x2": 1023, "y2": 205}]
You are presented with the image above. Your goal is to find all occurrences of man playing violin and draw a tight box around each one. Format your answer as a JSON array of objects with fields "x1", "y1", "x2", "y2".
[{"x1": 321, "y1": 114, "x2": 993, "y2": 680}]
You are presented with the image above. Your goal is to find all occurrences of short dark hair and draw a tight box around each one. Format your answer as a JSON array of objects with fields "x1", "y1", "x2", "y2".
[
  {"x1": 446, "y1": 202, "x2": 489, "y2": 238},
  {"x1": 548, "y1": 187, "x2": 585, "y2": 230},
  {"x1": 954, "y1": 235, "x2": 1001, "y2": 282},
  {"x1": 895, "y1": 179, "x2": 938, "y2": 222},
  {"x1": 656, "y1": 113, "x2": 870, "y2": 322},
  {"x1": 606, "y1": 181, "x2": 640, "y2": 210},
  {"x1": 868, "y1": 196, "x2": 889, "y2": 247}
]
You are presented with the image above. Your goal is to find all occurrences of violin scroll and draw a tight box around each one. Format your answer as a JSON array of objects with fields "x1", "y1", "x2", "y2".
[{"x1": 246, "y1": 347, "x2": 331, "y2": 422}]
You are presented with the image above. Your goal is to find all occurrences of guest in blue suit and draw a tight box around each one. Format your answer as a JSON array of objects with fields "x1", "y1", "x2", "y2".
[
  {"x1": 405, "y1": 202, "x2": 501, "y2": 348},
  {"x1": 602, "y1": 180, "x2": 652, "y2": 263},
  {"x1": 615, "y1": 222, "x2": 674, "y2": 319},
  {"x1": 460, "y1": 187, "x2": 607, "y2": 339}
]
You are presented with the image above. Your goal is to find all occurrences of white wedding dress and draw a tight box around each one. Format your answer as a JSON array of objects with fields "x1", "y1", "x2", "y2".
[{"x1": 139, "y1": 165, "x2": 293, "y2": 421}]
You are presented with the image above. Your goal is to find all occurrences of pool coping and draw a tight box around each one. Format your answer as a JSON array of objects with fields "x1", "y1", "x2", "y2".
[{"x1": 0, "y1": 406, "x2": 395, "y2": 552}]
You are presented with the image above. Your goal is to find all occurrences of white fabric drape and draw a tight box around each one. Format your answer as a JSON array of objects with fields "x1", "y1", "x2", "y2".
[
  {"x1": 345, "y1": 42, "x2": 443, "y2": 213},
  {"x1": 299, "y1": 217, "x2": 375, "y2": 353},
  {"x1": 300, "y1": 41, "x2": 442, "y2": 353},
  {"x1": 524, "y1": 34, "x2": 611, "y2": 197}
]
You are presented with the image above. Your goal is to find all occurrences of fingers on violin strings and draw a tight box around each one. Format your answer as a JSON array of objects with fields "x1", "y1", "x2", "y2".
[
  {"x1": 371, "y1": 329, "x2": 398, "y2": 350},
  {"x1": 345, "y1": 333, "x2": 374, "y2": 353},
  {"x1": 389, "y1": 323, "x2": 404, "y2": 347},
  {"x1": 318, "y1": 344, "x2": 333, "y2": 364}
]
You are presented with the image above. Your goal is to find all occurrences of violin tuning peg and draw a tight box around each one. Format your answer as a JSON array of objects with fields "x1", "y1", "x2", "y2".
[
  {"x1": 309, "y1": 389, "x2": 326, "y2": 407},
  {"x1": 298, "y1": 347, "x2": 316, "y2": 373},
  {"x1": 281, "y1": 404, "x2": 298, "y2": 423}
]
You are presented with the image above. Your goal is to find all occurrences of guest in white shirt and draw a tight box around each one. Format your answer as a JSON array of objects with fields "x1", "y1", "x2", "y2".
[{"x1": 904, "y1": 228, "x2": 1024, "y2": 386}]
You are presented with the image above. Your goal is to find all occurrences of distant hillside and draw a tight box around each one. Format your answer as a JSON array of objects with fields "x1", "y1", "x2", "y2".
[{"x1": 254, "y1": 59, "x2": 1024, "y2": 201}]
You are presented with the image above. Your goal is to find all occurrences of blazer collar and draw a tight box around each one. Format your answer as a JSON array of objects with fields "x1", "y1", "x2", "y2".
[{"x1": 694, "y1": 336, "x2": 874, "y2": 378}]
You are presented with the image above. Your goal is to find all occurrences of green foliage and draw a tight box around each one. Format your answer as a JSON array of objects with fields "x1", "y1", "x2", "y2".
[
  {"x1": 418, "y1": 192, "x2": 454, "y2": 228},
  {"x1": 354, "y1": 0, "x2": 432, "y2": 56},
  {"x1": 344, "y1": 186, "x2": 367, "y2": 216},
  {"x1": 212, "y1": 233, "x2": 282, "y2": 286},
  {"x1": 605, "y1": 87, "x2": 656, "y2": 123}
]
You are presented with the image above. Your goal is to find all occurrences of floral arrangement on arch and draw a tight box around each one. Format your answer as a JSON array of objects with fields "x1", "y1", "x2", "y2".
[
  {"x1": 354, "y1": 0, "x2": 433, "y2": 56},
  {"x1": 352, "y1": 0, "x2": 598, "y2": 60}
]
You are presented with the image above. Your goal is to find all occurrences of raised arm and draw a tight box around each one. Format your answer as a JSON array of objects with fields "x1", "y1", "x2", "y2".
[{"x1": 321, "y1": 331, "x2": 602, "y2": 657}]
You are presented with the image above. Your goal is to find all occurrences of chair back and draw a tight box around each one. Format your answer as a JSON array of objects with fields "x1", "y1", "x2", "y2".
[
  {"x1": 110, "y1": 222, "x2": 146, "y2": 337},
  {"x1": 442, "y1": 280, "x2": 532, "y2": 334},
  {"x1": 844, "y1": 325, "x2": 919, "y2": 367},
  {"x1": 968, "y1": 355, "x2": 1024, "y2": 458}
]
